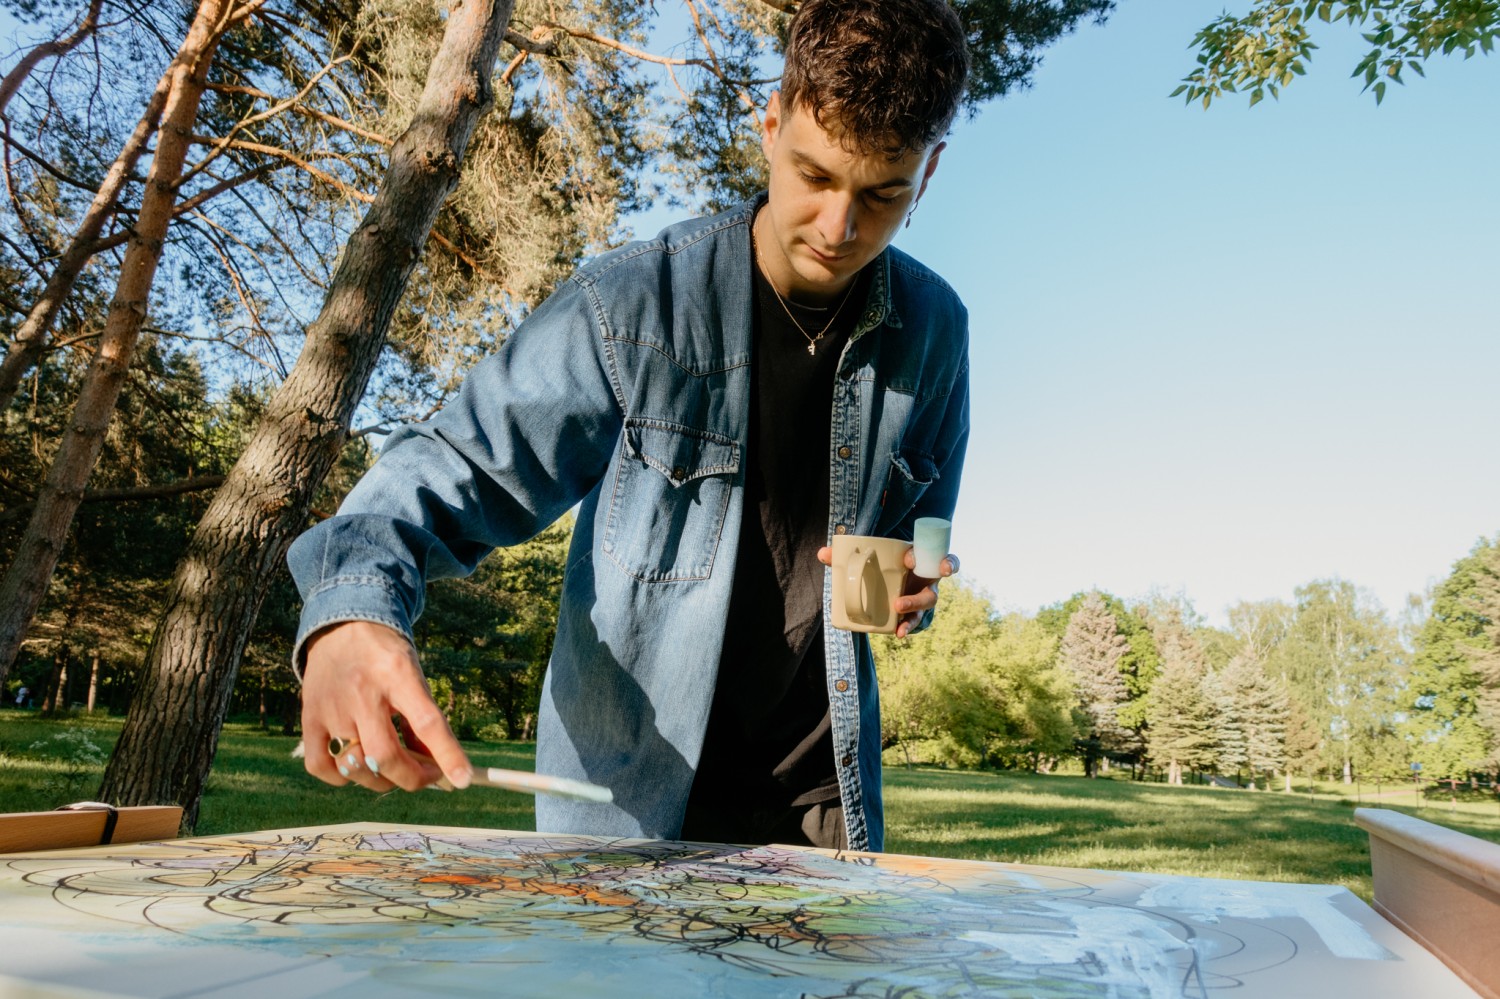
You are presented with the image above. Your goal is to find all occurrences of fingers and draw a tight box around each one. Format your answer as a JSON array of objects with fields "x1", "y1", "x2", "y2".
[
  {"x1": 902, "y1": 547, "x2": 960, "y2": 581},
  {"x1": 388, "y1": 668, "x2": 471, "y2": 790},
  {"x1": 896, "y1": 541, "x2": 955, "y2": 637},
  {"x1": 816, "y1": 545, "x2": 832, "y2": 566},
  {"x1": 893, "y1": 580, "x2": 940, "y2": 637},
  {"x1": 300, "y1": 620, "x2": 463, "y2": 793}
]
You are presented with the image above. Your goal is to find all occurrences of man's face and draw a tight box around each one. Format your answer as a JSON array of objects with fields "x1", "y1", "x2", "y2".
[{"x1": 757, "y1": 92, "x2": 944, "y2": 303}]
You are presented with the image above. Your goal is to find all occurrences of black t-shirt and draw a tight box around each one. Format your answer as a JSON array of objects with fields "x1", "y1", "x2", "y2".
[{"x1": 681, "y1": 253, "x2": 869, "y2": 848}]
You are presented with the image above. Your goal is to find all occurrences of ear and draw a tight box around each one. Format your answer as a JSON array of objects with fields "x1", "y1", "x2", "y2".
[
  {"x1": 913, "y1": 140, "x2": 946, "y2": 205},
  {"x1": 761, "y1": 91, "x2": 783, "y2": 162}
]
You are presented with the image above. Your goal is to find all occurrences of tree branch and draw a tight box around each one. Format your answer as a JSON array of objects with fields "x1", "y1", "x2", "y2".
[
  {"x1": 0, "y1": 0, "x2": 106, "y2": 117},
  {"x1": 187, "y1": 134, "x2": 376, "y2": 203},
  {"x1": 177, "y1": 42, "x2": 353, "y2": 190},
  {"x1": 0, "y1": 475, "x2": 227, "y2": 525},
  {"x1": 537, "y1": 21, "x2": 712, "y2": 70},
  {"x1": 0, "y1": 130, "x2": 107, "y2": 195},
  {"x1": 203, "y1": 80, "x2": 392, "y2": 147},
  {"x1": 504, "y1": 27, "x2": 558, "y2": 56},
  {"x1": 88, "y1": 162, "x2": 284, "y2": 256}
]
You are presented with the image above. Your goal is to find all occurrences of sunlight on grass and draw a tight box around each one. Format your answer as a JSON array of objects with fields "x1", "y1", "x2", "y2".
[{"x1": 7, "y1": 713, "x2": 1500, "y2": 904}]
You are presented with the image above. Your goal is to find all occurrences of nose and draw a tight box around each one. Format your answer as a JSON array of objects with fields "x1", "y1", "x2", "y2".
[{"x1": 815, "y1": 192, "x2": 857, "y2": 249}]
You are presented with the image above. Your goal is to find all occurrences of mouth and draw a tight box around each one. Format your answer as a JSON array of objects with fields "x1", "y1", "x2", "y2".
[{"x1": 805, "y1": 245, "x2": 849, "y2": 265}]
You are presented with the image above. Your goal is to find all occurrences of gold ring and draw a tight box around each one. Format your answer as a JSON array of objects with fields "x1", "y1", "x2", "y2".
[{"x1": 328, "y1": 736, "x2": 357, "y2": 758}]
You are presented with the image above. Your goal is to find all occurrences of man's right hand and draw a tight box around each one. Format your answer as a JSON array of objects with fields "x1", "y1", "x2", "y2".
[{"x1": 300, "y1": 621, "x2": 473, "y2": 793}]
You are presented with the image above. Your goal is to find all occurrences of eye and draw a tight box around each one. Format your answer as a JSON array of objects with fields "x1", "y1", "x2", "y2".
[
  {"x1": 799, "y1": 171, "x2": 828, "y2": 186},
  {"x1": 865, "y1": 190, "x2": 900, "y2": 206}
]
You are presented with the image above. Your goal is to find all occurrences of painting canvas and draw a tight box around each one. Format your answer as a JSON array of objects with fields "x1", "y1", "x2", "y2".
[{"x1": 0, "y1": 822, "x2": 1473, "y2": 998}]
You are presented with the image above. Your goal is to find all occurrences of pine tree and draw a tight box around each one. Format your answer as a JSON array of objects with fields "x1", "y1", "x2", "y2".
[
  {"x1": 1201, "y1": 665, "x2": 1245, "y2": 779},
  {"x1": 1058, "y1": 591, "x2": 1131, "y2": 777},
  {"x1": 1145, "y1": 616, "x2": 1216, "y2": 785},
  {"x1": 1215, "y1": 653, "x2": 1289, "y2": 788}
]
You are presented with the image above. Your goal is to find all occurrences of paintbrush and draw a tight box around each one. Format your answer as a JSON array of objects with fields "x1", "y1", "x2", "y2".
[
  {"x1": 291, "y1": 741, "x2": 613, "y2": 803},
  {"x1": 433, "y1": 767, "x2": 613, "y2": 803}
]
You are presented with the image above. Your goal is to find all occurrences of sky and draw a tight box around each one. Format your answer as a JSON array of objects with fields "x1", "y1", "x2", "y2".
[
  {"x1": 632, "y1": 4, "x2": 1500, "y2": 626},
  {"x1": 3, "y1": 5, "x2": 1493, "y2": 627}
]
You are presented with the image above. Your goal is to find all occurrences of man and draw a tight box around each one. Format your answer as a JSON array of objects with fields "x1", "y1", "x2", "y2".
[{"x1": 290, "y1": 0, "x2": 970, "y2": 853}]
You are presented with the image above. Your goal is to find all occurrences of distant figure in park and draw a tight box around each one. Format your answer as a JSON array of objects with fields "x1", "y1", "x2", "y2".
[
  {"x1": 13, "y1": 686, "x2": 28, "y2": 708},
  {"x1": 289, "y1": 0, "x2": 970, "y2": 853}
]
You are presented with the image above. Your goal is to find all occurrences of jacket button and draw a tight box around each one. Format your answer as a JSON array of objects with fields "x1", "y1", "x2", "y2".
[
  {"x1": 834, "y1": 679, "x2": 849, "y2": 692},
  {"x1": 837, "y1": 445, "x2": 852, "y2": 459},
  {"x1": 841, "y1": 755, "x2": 853, "y2": 767},
  {"x1": 672, "y1": 466, "x2": 686, "y2": 482},
  {"x1": 834, "y1": 524, "x2": 847, "y2": 535}
]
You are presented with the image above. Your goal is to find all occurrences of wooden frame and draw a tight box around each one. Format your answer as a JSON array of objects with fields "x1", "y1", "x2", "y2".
[
  {"x1": 1355, "y1": 807, "x2": 1500, "y2": 999},
  {"x1": 0, "y1": 804, "x2": 182, "y2": 853}
]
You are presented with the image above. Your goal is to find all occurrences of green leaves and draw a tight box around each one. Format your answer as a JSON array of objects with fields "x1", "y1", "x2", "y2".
[{"x1": 1180, "y1": 0, "x2": 1498, "y2": 108}]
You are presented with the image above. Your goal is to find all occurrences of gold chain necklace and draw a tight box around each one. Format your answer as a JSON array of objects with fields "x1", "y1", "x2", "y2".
[{"x1": 753, "y1": 230, "x2": 858, "y2": 356}]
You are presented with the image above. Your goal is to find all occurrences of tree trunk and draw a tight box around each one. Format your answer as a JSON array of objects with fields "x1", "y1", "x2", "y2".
[
  {"x1": 0, "y1": 36, "x2": 175, "y2": 415},
  {"x1": 87, "y1": 654, "x2": 100, "y2": 712},
  {"x1": 258, "y1": 670, "x2": 269, "y2": 731},
  {"x1": 41, "y1": 657, "x2": 64, "y2": 713},
  {"x1": 97, "y1": 0, "x2": 516, "y2": 828},
  {"x1": 0, "y1": 0, "x2": 252, "y2": 686}
]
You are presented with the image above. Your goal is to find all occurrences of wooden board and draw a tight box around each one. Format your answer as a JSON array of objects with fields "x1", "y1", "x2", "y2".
[
  {"x1": 1356, "y1": 807, "x2": 1500, "y2": 999},
  {"x1": 0, "y1": 822, "x2": 1478, "y2": 998},
  {"x1": 0, "y1": 805, "x2": 181, "y2": 853}
]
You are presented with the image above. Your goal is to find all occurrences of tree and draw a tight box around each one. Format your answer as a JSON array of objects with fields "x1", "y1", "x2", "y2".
[
  {"x1": 1058, "y1": 591, "x2": 1131, "y2": 776},
  {"x1": 1176, "y1": 1, "x2": 1499, "y2": 108},
  {"x1": 96, "y1": 0, "x2": 520, "y2": 826},
  {"x1": 1209, "y1": 653, "x2": 1290, "y2": 787},
  {"x1": 1038, "y1": 590, "x2": 1159, "y2": 767},
  {"x1": 1145, "y1": 614, "x2": 1216, "y2": 785},
  {"x1": 876, "y1": 584, "x2": 1010, "y2": 768},
  {"x1": 0, "y1": 0, "x2": 1120, "y2": 823},
  {"x1": 875, "y1": 586, "x2": 1074, "y2": 770},
  {"x1": 416, "y1": 514, "x2": 571, "y2": 740},
  {"x1": 1281, "y1": 695, "x2": 1323, "y2": 789},
  {"x1": 1227, "y1": 599, "x2": 1295, "y2": 661},
  {"x1": 1, "y1": 336, "x2": 240, "y2": 713},
  {"x1": 0, "y1": 0, "x2": 264, "y2": 681},
  {"x1": 1265, "y1": 579, "x2": 1401, "y2": 783},
  {"x1": 1403, "y1": 536, "x2": 1499, "y2": 780},
  {"x1": 986, "y1": 613, "x2": 1076, "y2": 771}
]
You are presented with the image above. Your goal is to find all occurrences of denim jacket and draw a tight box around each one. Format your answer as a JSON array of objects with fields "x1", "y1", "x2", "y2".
[{"x1": 288, "y1": 196, "x2": 970, "y2": 851}]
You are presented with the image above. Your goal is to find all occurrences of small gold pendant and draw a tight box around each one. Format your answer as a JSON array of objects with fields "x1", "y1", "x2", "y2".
[{"x1": 806, "y1": 343, "x2": 816, "y2": 355}]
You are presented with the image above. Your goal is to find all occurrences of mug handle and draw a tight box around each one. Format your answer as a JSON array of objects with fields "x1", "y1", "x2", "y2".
[{"x1": 846, "y1": 547, "x2": 876, "y2": 624}]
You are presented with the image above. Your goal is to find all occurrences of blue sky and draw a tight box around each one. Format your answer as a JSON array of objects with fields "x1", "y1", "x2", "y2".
[
  {"x1": 4, "y1": 4, "x2": 1492, "y2": 626},
  {"x1": 636, "y1": 3, "x2": 1500, "y2": 625}
]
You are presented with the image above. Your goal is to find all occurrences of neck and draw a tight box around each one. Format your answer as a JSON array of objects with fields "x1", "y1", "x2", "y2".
[{"x1": 752, "y1": 209, "x2": 855, "y2": 308}]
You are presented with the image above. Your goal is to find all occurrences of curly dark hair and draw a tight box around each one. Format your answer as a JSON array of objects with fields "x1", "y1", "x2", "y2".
[{"x1": 780, "y1": 0, "x2": 970, "y2": 156}]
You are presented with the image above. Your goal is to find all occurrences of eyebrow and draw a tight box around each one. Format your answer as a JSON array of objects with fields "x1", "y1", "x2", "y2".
[{"x1": 791, "y1": 149, "x2": 912, "y2": 190}]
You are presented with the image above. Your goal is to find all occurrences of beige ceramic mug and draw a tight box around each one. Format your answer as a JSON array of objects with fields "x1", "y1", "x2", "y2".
[{"x1": 830, "y1": 535, "x2": 911, "y2": 634}]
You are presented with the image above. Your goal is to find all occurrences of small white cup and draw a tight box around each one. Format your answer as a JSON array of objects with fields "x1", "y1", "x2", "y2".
[{"x1": 912, "y1": 517, "x2": 951, "y2": 578}]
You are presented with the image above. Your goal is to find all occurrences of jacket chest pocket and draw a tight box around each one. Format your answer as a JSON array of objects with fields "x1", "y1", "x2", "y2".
[
  {"x1": 876, "y1": 446, "x2": 938, "y2": 535},
  {"x1": 603, "y1": 419, "x2": 740, "y2": 581}
]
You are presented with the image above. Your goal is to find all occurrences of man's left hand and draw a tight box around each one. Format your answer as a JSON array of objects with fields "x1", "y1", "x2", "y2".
[{"x1": 815, "y1": 544, "x2": 959, "y2": 638}]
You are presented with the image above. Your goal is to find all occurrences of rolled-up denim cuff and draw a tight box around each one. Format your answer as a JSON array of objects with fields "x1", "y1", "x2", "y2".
[{"x1": 290, "y1": 575, "x2": 415, "y2": 682}]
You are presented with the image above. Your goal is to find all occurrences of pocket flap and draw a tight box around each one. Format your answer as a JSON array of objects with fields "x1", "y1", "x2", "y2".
[
  {"x1": 890, "y1": 447, "x2": 939, "y2": 486},
  {"x1": 625, "y1": 420, "x2": 740, "y2": 487}
]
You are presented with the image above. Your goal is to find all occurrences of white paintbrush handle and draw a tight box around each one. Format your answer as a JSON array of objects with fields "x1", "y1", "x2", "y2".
[{"x1": 437, "y1": 766, "x2": 613, "y2": 803}]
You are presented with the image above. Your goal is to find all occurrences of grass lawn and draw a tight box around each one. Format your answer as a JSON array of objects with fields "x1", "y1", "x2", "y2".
[{"x1": 6, "y1": 710, "x2": 1499, "y2": 901}]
